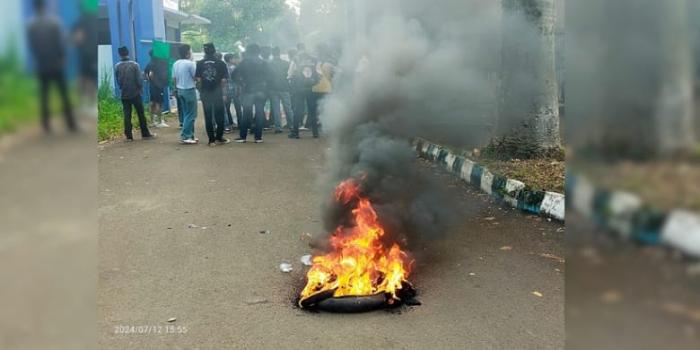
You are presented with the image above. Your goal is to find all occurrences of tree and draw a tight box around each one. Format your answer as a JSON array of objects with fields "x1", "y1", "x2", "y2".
[
  {"x1": 198, "y1": 0, "x2": 287, "y2": 52},
  {"x1": 566, "y1": 0, "x2": 696, "y2": 159},
  {"x1": 496, "y1": 0, "x2": 561, "y2": 158}
]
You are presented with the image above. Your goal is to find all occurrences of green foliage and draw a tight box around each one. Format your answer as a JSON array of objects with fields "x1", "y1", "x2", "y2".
[
  {"x1": 192, "y1": 0, "x2": 287, "y2": 51},
  {"x1": 97, "y1": 72, "x2": 123, "y2": 141},
  {"x1": 182, "y1": 30, "x2": 207, "y2": 52},
  {"x1": 0, "y1": 45, "x2": 38, "y2": 135}
]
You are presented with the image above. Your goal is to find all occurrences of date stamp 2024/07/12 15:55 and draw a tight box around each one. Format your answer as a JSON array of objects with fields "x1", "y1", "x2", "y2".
[{"x1": 114, "y1": 325, "x2": 188, "y2": 335}]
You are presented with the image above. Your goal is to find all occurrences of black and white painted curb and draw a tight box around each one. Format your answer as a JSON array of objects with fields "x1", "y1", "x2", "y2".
[
  {"x1": 413, "y1": 138, "x2": 565, "y2": 222},
  {"x1": 567, "y1": 172, "x2": 700, "y2": 258},
  {"x1": 413, "y1": 138, "x2": 700, "y2": 258}
]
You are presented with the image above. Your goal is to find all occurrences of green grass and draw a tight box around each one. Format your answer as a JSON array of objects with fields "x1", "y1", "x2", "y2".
[
  {"x1": 98, "y1": 93, "x2": 124, "y2": 141},
  {"x1": 98, "y1": 72, "x2": 152, "y2": 142},
  {"x1": 0, "y1": 53, "x2": 39, "y2": 134}
]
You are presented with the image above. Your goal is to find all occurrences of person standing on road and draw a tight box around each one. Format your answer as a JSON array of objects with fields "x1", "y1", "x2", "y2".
[
  {"x1": 288, "y1": 52, "x2": 319, "y2": 139},
  {"x1": 309, "y1": 45, "x2": 336, "y2": 138},
  {"x1": 144, "y1": 50, "x2": 170, "y2": 128},
  {"x1": 268, "y1": 47, "x2": 294, "y2": 133},
  {"x1": 172, "y1": 44, "x2": 198, "y2": 144},
  {"x1": 195, "y1": 43, "x2": 230, "y2": 147},
  {"x1": 26, "y1": 0, "x2": 77, "y2": 134},
  {"x1": 114, "y1": 46, "x2": 155, "y2": 141},
  {"x1": 224, "y1": 53, "x2": 243, "y2": 132},
  {"x1": 231, "y1": 44, "x2": 273, "y2": 143},
  {"x1": 259, "y1": 46, "x2": 274, "y2": 130}
]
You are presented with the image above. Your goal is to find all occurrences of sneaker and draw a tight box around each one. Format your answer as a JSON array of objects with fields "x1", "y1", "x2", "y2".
[
  {"x1": 216, "y1": 138, "x2": 231, "y2": 145},
  {"x1": 274, "y1": 130, "x2": 283, "y2": 134},
  {"x1": 288, "y1": 134, "x2": 300, "y2": 139},
  {"x1": 180, "y1": 139, "x2": 197, "y2": 145},
  {"x1": 157, "y1": 122, "x2": 170, "y2": 128},
  {"x1": 193, "y1": 137, "x2": 200, "y2": 143},
  {"x1": 299, "y1": 126, "x2": 309, "y2": 131},
  {"x1": 143, "y1": 133, "x2": 157, "y2": 139},
  {"x1": 125, "y1": 138, "x2": 134, "y2": 142},
  {"x1": 254, "y1": 139, "x2": 264, "y2": 144},
  {"x1": 208, "y1": 142, "x2": 217, "y2": 147},
  {"x1": 234, "y1": 138, "x2": 247, "y2": 143},
  {"x1": 224, "y1": 128, "x2": 232, "y2": 133}
]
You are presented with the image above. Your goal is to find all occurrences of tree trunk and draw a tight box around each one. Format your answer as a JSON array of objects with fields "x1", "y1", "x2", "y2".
[
  {"x1": 567, "y1": 0, "x2": 695, "y2": 160},
  {"x1": 654, "y1": 0, "x2": 695, "y2": 155},
  {"x1": 497, "y1": 0, "x2": 561, "y2": 158}
]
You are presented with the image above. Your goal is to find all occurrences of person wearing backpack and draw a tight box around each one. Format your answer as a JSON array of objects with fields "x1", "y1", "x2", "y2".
[
  {"x1": 309, "y1": 45, "x2": 337, "y2": 138},
  {"x1": 195, "y1": 43, "x2": 230, "y2": 146},
  {"x1": 288, "y1": 52, "x2": 320, "y2": 139},
  {"x1": 144, "y1": 50, "x2": 170, "y2": 128}
]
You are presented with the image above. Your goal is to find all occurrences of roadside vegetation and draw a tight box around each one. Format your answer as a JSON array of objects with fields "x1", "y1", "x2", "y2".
[
  {"x1": 97, "y1": 72, "x2": 124, "y2": 141},
  {"x1": 0, "y1": 49, "x2": 38, "y2": 135}
]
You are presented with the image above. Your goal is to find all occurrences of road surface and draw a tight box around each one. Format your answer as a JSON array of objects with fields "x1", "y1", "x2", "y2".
[{"x1": 98, "y1": 116, "x2": 565, "y2": 349}]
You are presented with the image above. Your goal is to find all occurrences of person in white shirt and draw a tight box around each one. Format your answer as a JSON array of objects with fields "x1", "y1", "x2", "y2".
[{"x1": 172, "y1": 44, "x2": 198, "y2": 144}]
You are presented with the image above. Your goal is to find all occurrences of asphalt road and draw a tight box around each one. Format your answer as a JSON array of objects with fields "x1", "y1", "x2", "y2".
[
  {"x1": 1, "y1": 128, "x2": 96, "y2": 350},
  {"x1": 98, "y1": 115, "x2": 565, "y2": 349}
]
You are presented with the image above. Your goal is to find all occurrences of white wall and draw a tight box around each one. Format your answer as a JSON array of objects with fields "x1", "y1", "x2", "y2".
[
  {"x1": 98, "y1": 45, "x2": 114, "y2": 90},
  {"x1": 0, "y1": 0, "x2": 24, "y2": 58}
]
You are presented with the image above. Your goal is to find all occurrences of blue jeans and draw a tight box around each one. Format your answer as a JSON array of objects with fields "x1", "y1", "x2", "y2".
[
  {"x1": 269, "y1": 91, "x2": 293, "y2": 131},
  {"x1": 240, "y1": 91, "x2": 266, "y2": 140},
  {"x1": 176, "y1": 92, "x2": 184, "y2": 125},
  {"x1": 178, "y1": 88, "x2": 198, "y2": 140}
]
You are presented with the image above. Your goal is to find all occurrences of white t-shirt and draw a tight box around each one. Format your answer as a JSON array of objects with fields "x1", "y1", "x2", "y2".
[{"x1": 172, "y1": 59, "x2": 196, "y2": 90}]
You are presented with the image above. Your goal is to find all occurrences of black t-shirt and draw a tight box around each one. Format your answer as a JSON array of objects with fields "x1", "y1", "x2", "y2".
[
  {"x1": 145, "y1": 59, "x2": 169, "y2": 89},
  {"x1": 195, "y1": 57, "x2": 228, "y2": 93},
  {"x1": 231, "y1": 56, "x2": 273, "y2": 94},
  {"x1": 269, "y1": 58, "x2": 291, "y2": 92}
]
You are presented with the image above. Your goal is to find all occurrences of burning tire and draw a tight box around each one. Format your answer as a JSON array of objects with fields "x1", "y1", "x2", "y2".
[{"x1": 297, "y1": 177, "x2": 419, "y2": 313}]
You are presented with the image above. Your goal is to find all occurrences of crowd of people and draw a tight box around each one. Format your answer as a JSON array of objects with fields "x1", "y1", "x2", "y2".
[{"x1": 114, "y1": 41, "x2": 338, "y2": 146}]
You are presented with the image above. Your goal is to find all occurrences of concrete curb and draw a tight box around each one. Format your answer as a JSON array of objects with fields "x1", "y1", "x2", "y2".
[
  {"x1": 413, "y1": 138, "x2": 565, "y2": 222},
  {"x1": 567, "y1": 172, "x2": 700, "y2": 258}
]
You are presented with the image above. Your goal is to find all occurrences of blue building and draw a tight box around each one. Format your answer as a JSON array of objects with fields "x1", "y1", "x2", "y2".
[
  {"x1": 98, "y1": 0, "x2": 209, "y2": 108},
  {"x1": 17, "y1": 0, "x2": 83, "y2": 78}
]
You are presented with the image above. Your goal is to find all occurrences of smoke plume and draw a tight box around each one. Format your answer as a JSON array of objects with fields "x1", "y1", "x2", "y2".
[{"x1": 313, "y1": 0, "x2": 556, "y2": 244}]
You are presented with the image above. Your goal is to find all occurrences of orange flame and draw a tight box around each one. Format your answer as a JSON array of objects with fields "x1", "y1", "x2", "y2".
[{"x1": 299, "y1": 178, "x2": 413, "y2": 303}]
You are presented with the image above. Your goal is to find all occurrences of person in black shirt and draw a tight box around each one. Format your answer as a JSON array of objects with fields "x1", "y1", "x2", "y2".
[
  {"x1": 26, "y1": 0, "x2": 77, "y2": 133},
  {"x1": 114, "y1": 46, "x2": 155, "y2": 141},
  {"x1": 195, "y1": 43, "x2": 230, "y2": 146},
  {"x1": 224, "y1": 53, "x2": 243, "y2": 131},
  {"x1": 231, "y1": 44, "x2": 273, "y2": 143},
  {"x1": 288, "y1": 52, "x2": 319, "y2": 139},
  {"x1": 268, "y1": 47, "x2": 294, "y2": 133},
  {"x1": 144, "y1": 50, "x2": 170, "y2": 128},
  {"x1": 71, "y1": 3, "x2": 97, "y2": 111}
]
